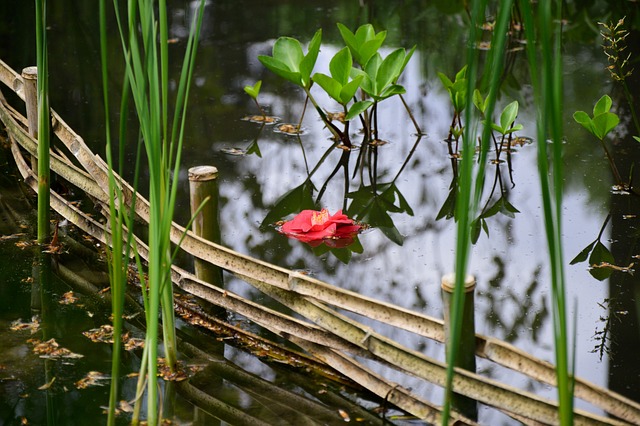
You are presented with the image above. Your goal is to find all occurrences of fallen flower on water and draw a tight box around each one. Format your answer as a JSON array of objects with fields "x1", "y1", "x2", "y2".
[{"x1": 280, "y1": 209, "x2": 361, "y2": 247}]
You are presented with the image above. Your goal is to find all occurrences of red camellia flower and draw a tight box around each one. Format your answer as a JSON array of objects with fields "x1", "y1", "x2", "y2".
[{"x1": 280, "y1": 209, "x2": 361, "y2": 247}]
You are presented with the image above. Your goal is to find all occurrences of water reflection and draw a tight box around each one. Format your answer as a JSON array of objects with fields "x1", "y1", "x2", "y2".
[{"x1": 1, "y1": 0, "x2": 640, "y2": 423}]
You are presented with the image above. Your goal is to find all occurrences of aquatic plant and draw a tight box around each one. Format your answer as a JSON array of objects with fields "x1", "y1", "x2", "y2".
[
  {"x1": 35, "y1": 0, "x2": 50, "y2": 243},
  {"x1": 573, "y1": 94, "x2": 625, "y2": 187},
  {"x1": 98, "y1": 0, "x2": 206, "y2": 424}
]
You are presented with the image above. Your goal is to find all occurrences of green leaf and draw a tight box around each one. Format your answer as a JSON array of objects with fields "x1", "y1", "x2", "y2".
[
  {"x1": 377, "y1": 49, "x2": 406, "y2": 92},
  {"x1": 588, "y1": 241, "x2": 615, "y2": 281},
  {"x1": 473, "y1": 89, "x2": 486, "y2": 114},
  {"x1": 593, "y1": 94, "x2": 612, "y2": 116},
  {"x1": 337, "y1": 23, "x2": 358, "y2": 55},
  {"x1": 355, "y1": 23, "x2": 375, "y2": 45},
  {"x1": 471, "y1": 218, "x2": 482, "y2": 244},
  {"x1": 359, "y1": 33, "x2": 387, "y2": 66},
  {"x1": 330, "y1": 47, "x2": 352, "y2": 85},
  {"x1": 258, "y1": 55, "x2": 301, "y2": 86},
  {"x1": 634, "y1": 136, "x2": 640, "y2": 143},
  {"x1": 378, "y1": 84, "x2": 406, "y2": 100},
  {"x1": 300, "y1": 29, "x2": 322, "y2": 88},
  {"x1": 500, "y1": 101, "x2": 519, "y2": 132},
  {"x1": 339, "y1": 75, "x2": 363, "y2": 104},
  {"x1": 436, "y1": 185, "x2": 457, "y2": 220},
  {"x1": 345, "y1": 100, "x2": 373, "y2": 121},
  {"x1": 504, "y1": 123, "x2": 523, "y2": 134},
  {"x1": 246, "y1": 140, "x2": 262, "y2": 157},
  {"x1": 455, "y1": 65, "x2": 467, "y2": 82},
  {"x1": 273, "y1": 37, "x2": 303, "y2": 73},
  {"x1": 438, "y1": 71, "x2": 453, "y2": 89},
  {"x1": 592, "y1": 112, "x2": 619, "y2": 140},
  {"x1": 570, "y1": 240, "x2": 596, "y2": 265},
  {"x1": 312, "y1": 73, "x2": 342, "y2": 103},
  {"x1": 573, "y1": 111, "x2": 594, "y2": 135},
  {"x1": 243, "y1": 80, "x2": 261, "y2": 99},
  {"x1": 396, "y1": 45, "x2": 416, "y2": 83}
]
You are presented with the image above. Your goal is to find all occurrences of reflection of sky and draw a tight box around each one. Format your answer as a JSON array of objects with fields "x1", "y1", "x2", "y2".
[{"x1": 211, "y1": 39, "x2": 613, "y2": 415}]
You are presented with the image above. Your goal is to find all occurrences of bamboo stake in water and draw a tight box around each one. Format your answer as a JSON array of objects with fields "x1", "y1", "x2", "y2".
[
  {"x1": 21, "y1": 67, "x2": 38, "y2": 138},
  {"x1": 188, "y1": 166, "x2": 224, "y2": 289},
  {"x1": 441, "y1": 273, "x2": 478, "y2": 421}
]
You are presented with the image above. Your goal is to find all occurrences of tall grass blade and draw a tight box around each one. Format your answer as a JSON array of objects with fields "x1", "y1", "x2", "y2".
[
  {"x1": 35, "y1": 0, "x2": 50, "y2": 243},
  {"x1": 442, "y1": 0, "x2": 513, "y2": 423},
  {"x1": 519, "y1": 0, "x2": 574, "y2": 423}
]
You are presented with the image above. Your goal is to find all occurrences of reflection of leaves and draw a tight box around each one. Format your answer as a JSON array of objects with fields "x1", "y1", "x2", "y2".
[
  {"x1": 436, "y1": 181, "x2": 457, "y2": 221},
  {"x1": 246, "y1": 140, "x2": 262, "y2": 157},
  {"x1": 481, "y1": 196, "x2": 520, "y2": 219},
  {"x1": 347, "y1": 183, "x2": 410, "y2": 246},
  {"x1": 571, "y1": 238, "x2": 616, "y2": 281},
  {"x1": 312, "y1": 237, "x2": 363, "y2": 264},
  {"x1": 261, "y1": 180, "x2": 316, "y2": 228},
  {"x1": 588, "y1": 242, "x2": 615, "y2": 281},
  {"x1": 470, "y1": 217, "x2": 489, "y2": 244}
]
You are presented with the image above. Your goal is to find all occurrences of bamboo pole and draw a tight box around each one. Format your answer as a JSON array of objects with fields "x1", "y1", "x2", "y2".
[{"x1": 188, "y1": 166, "x2": 223, "y2": 288}]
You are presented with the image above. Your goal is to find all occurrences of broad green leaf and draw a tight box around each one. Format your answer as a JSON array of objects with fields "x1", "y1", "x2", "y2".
[
  {"x1": 273, "y1": 37, "x2": 303, "y2": 73},
  {"x1": 258, "y1": 56, "x2": 301, "y2": 85},
  {"x1": 473, "y1": 89, "x2": 486, "y2": 114},
  {"x1": 471, "y1": 218, "x2": 482, "y2": 244},
  {"x1": 588, "y1": 241, "x2": 615, "y2": 281},
  {"x1": 504, "y1": 123, "x2": 524, "y2": 134},
  {"x1": 570, "y1": 240, "x2": 596, "y2": 265},
  {"x1": 592, "y1": 112, "x2": 619, "y2": 140},
  {"x1": 367, "y1": 198, "x2": 395, "y2": 227},
  {"x1": 330, "y1": 247, "x2": 352, "y2": 264},
  {"x1": 501, "y1": 199, "x2": 520, "y2": 218},
  {"x1": 300, "y1": 29, "x2": 322, "y2": 88},
  {"x1": 364, "y1": 53, "x2": 382, "y2": 86},
  {"x1": 243, "y1": 80, "x2": 261, "y2": 99},
  {"x1": 573, "y1": 111, "x2": 594, "y2": 135},
  {"x1": 593, "y1": 94, "x2": 612, "y2": 116},
  {"x1": 312, "y1": 73, "x2": 342, "y2": 102},
  {"x1": 455, "y1": 65, "x2": 467, "y2": 82},
  {"x1": 330, "y1": 47, "x2": 352, "y2": 85},
  {"x1": 378, "y1": 84, "x2": 406, "y2": 100},
  {"x1": 395, "y1": 45, "x2": 416, "y2": 83},
  {"x1": 500, "y1": 101, "x2": 519, "y2": 132},
  {"x1": 436, "y1": 185, "x2": 457, "y2": 220},
  {"x1": 355, "y1": 23, "x2": 375, "y2": 45},
  {"x1": 359, "y1": 34, "x2": 387, "y2": 66},
  {"x1": 337, "y1": 23, "x2": 359, "y2": 56},
  {"x1": 377, "y1": 49, "x2": 406, "y2": 92},
  {"x1": 438, "y1": 72, "x2": 453, "y2": 89},
  {"x1": 634, "y1": 136, "x2": 640, "y2": 143},
  {"x1": 345, "y1": 100, "x2": 373, "y2": 121},
  {"x1": 339, "y1": 75, "x2": 363, "y2": 104}
]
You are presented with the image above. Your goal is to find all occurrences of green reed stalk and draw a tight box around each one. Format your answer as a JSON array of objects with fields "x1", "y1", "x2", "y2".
[
  {"x1": 442, "y1": 1, "x2": 513, "y2": 423},
  {"x1": 519, "y1": 0, "x2": 574, "y2": 423},
  {"x1": 35, "y1": 0, "x2": 50, "y2": 243},
  {"x1": 108, "y1": 1, "x2": 205, "y2": 424}
]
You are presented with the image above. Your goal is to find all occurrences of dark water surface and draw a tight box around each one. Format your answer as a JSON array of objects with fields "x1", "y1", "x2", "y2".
[{"x1": 1, "y1": 1, "x2": 639, "y2": 424}]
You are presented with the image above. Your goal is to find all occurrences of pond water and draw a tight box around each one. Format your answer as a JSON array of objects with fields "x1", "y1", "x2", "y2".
[{"x1": 1, "y1": 1, "x2": 639, "y2": 425}]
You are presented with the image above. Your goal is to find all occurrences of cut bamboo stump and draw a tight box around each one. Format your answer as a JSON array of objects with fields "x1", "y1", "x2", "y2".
[
  {"x1": 21, "y1": 66, "x2": 38, "y2": 171},
  {"x1": 442, "y1": 273, "x2": 478, "y2": 421}
]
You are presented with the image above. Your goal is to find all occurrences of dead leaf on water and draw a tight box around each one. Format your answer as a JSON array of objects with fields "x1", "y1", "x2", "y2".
[
  {"x1": 59, "y1": 291, "x2": 78, "y2": 305},
  {"x1": 10, "y1": 316, "x2": 40, "y2": 334},
  {"x1": 75, "y1": 371, "x2": 110, "y2": 389},
  {"x1": 274, "y1": 123, "x2": 306, "y2": 135},
  {"x1": 83, "y1": 325, "x2": 114, "y2": 343},
  {"x1": 29, "y1": 338, "x2": 84, "y2": 359},
  {"x1": 338, "y1": 409, "x2": 350, "y2": 422},
  {"x1": 0, "y1": 233, "x2": 26, "y2": 241},
  {"x1": 38, "y1": 377, "x2": 56, "y2": 390}
]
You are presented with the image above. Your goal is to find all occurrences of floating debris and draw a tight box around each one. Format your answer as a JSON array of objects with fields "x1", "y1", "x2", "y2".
[
  {"x1": 512, "y1": 136, "x2": 533, "y2": 147},
  {"x1": 38, "y1": 377, "x2": 56, "y2": 391},
  {"x1": 220, "y1": 147, "x2": 247, "y2": 156},
  {"x1": 590, "y1": 261, "x2": 635, "y2": 275},
  {"x1": 325, "y1": 111, "x2": 345, "y2": 123},
  {"x1": 369, "y1": 139, "x2": 387, "y2": 147},
  {"x1": 274, "y1": 123, "x2": 306, "y2": 135},
  {"x1": 76, "y1": 371, "x2": 110, "y2": 389},
  {"x1": 242, "y1": 115, "x2": 280, "y2": 124},
  {"x1": 157, "y1": 358, "x2": 203, "y2": 382},
  {"x1": 83, "y1": 325, "x2": 114, "y2": 343},
  {"x1": 59, "y1": 291, "x2": 78, "y2": 305},
  {"x1": 29, "y1": 338, "x2": 84, "y2": 360},
  {"x1": 10, "y1": 316, "x2": 40, "y2": 334},
  {"x1": 0, "y1": 232, "x2": 26, "y2": 241}
]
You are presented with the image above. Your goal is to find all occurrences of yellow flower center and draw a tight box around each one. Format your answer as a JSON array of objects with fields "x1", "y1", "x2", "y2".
[{"x1": 311, "y1": 209, "x2": 329, "y2": 226}]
